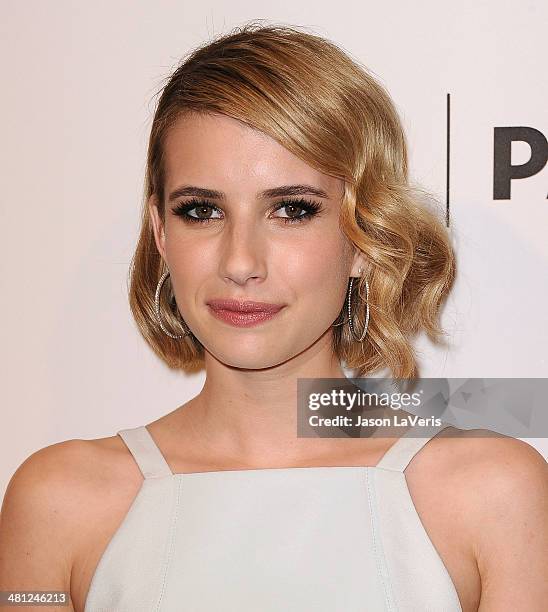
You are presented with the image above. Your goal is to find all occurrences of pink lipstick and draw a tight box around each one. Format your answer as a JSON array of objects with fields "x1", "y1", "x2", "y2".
[{"x1": 207, "y1": 299, "x2": 285, "y2": 328}]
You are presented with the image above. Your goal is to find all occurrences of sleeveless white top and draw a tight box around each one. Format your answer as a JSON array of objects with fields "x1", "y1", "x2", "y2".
[{"x1": 84, "y1": 421, "x2": 463, "y2": 611}]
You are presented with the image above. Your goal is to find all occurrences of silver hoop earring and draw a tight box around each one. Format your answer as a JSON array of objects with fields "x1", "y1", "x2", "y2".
[
  {"x1": 154, "y1": 270, "x2": 192, "y2": 339},
  {"x1": 332, "y1": 267, "x2": 370, "y2": 342},
  {"x1": 347, "y1": 276, "x2": 370, "y2": 342}
]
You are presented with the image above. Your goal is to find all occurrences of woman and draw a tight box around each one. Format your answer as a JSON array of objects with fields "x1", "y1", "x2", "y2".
[{"x1": 1, "y1": 22, "x2": 546, "y2": 612}]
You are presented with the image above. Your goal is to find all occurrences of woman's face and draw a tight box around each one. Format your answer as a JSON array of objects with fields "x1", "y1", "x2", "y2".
[{"x1": 149, "y1": 112, "x2": 365, "y2": 369}]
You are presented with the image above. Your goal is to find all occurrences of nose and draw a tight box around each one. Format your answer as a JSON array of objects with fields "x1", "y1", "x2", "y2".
[{"x1": 219, "y1": 217, "x2": 267, "y2": 286}]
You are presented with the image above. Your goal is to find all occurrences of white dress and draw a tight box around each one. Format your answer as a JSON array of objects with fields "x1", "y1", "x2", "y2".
[{"x1": 84, "y1": 420, "x2": 463, "y2": 611}]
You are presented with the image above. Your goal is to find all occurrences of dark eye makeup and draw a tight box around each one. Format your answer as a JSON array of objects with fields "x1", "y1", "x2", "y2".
[{"x1": 171, "y1": 197, "x2": 324, "y2": 225}]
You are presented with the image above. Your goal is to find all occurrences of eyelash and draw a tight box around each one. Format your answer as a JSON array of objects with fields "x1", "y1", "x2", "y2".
[{"x1": 171, "y1": 197, "x2": 324, "y2": 225}]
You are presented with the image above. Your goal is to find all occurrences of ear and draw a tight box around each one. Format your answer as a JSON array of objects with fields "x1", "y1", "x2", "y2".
[
  {"x1": 148, "y1": 194, "x2": 167, "y2": 263},
  {"x1": 350, "y1": 247, "x2": 368, "y2": 278}
]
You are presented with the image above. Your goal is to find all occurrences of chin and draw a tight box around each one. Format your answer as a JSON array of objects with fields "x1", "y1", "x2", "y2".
[{"x1": 203, "y1": 340, "x2": 301, "y2": 370}]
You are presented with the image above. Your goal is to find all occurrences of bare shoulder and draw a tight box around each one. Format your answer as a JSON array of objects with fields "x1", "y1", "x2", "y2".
[
  {"x1": 0, "y1": 433, "x2": 141, "y2": 595},
  {"x1": 439, "y1": 425, "x2": 548, "y2": 520},
  {"x1": 409, "y1": 423, "x2": 542, "y2": 469},
  {"x1": 427, "y1": 425, "x2": 547, "y2": 489},
  {"x1": 411, "y1": 425, "x2": 548, "y2": 507},
  {"x1": 1, "y1": 432, "x2": 137, "y2": 516},
  {"x1": 413, "y1": 426, "x2": 548, "y2": 609}
]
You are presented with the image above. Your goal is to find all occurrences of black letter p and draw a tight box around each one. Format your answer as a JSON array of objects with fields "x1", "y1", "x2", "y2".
[{"x1": 493, "y1": 127, "x2": 548, "y2": 200}]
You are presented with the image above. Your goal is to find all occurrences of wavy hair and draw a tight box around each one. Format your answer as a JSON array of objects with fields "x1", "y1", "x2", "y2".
[{"x1": 128, "y1": 20, "x2": 456, "y2": 378}]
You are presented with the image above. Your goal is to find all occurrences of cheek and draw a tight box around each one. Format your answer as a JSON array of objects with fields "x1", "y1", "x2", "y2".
[
  {"x1": 164, "y1": 236, "x2": 215, "y2": 303},
  {"x1": 280, "y1": 233, "x2": 351, "y2": 306}
]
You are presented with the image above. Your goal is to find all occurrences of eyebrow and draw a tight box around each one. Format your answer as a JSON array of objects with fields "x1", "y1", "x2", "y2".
[{"x1": 167, "y1": 184, "x2": 330, "y2": 203}]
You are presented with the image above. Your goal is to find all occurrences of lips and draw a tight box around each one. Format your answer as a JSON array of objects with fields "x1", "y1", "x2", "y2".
[
  {"x1": 207, "y1": 299, "x2": 284, "y2": 314},
  {"x1": 206, "y1": 299, "x2": 285, "y2": 328}
]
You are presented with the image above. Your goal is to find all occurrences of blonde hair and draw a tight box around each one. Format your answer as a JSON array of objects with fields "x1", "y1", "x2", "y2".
[{"x1": 128, "y1": 20, "x2": 456, "y2": 378}]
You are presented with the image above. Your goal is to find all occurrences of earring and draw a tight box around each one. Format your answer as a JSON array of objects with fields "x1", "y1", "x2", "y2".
[
  {"x1": 154, "y1": 270, "x2": 192, "y2": 339},
  {"x1": 332, "y1": 267, "x2": 370, "y2": 343}
]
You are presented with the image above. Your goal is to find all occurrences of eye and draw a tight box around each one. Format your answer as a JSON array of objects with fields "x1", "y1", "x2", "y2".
[
  {"x1": 171, "y1": 198, "x2": 222, "y2": 223},
  {"x1": 271, "y1": 198, "x2": 324, "y2": 224}
]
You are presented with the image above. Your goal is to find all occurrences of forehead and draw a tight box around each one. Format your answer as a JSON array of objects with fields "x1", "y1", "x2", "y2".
[{"x1": 162, "y1": 112, "x2": 343, "y2": 199}]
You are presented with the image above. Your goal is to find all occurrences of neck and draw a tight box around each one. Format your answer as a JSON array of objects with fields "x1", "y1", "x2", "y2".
[{"x1": 176, "y1": 331, "x2": 369, "y2": 467}]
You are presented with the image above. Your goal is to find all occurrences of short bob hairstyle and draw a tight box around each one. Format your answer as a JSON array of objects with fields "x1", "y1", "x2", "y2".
[{"x1": 129, "y1": 20, "x2": 456, "y2": 378}]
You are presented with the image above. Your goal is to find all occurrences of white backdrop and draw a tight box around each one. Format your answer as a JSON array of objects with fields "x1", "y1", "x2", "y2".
[{"x1": 1, "y1": 0, "x2": 547, "y2": 500}]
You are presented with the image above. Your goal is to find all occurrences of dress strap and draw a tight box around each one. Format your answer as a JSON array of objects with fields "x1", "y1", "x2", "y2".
[
  {"x1": 375, "y1": 420, "x2": 453, "y2": 472},
  {"x1": 117, "y1": 425, "x2": 173, "y2": 479}
]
